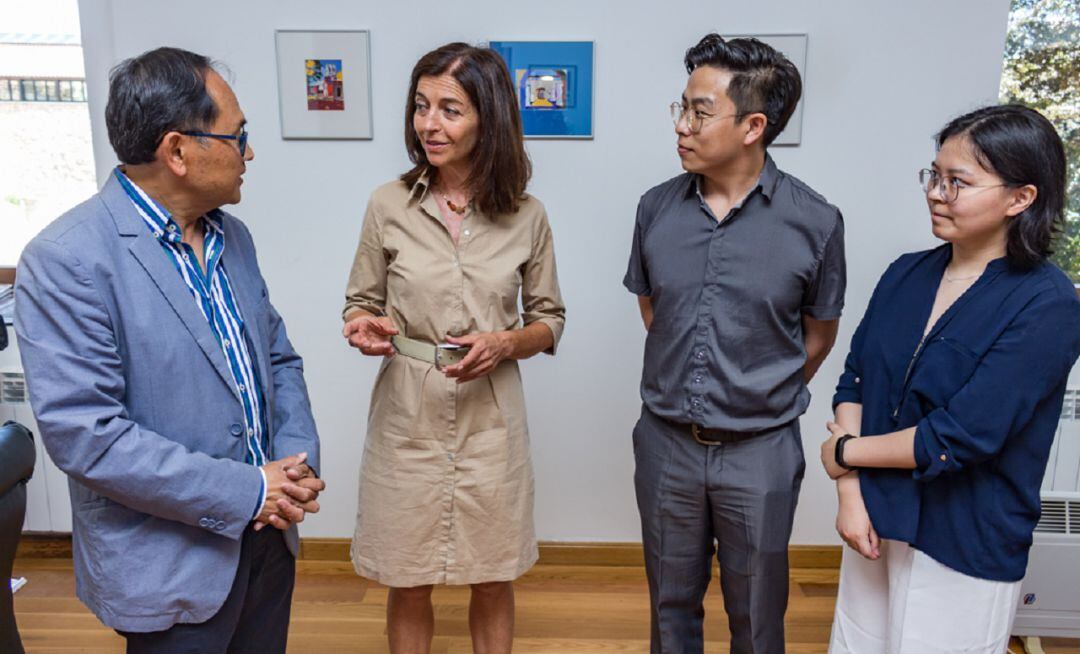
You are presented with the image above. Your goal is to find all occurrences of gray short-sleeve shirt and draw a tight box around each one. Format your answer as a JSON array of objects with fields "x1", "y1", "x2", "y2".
[{"x1": 624, "y1": 155, "x2": 846, "y2": 430}]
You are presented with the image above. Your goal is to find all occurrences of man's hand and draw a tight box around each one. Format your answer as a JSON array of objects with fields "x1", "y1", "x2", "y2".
[
  {"x1": 821, "y1": 421, "x2": 854, "y2": 480},
  {"x1": 343, "y1": 315, "x2": 398, "y2": 357},
  {"x1": 282, "y1": 462, "x2": 325, "y2": 514},
  {"x1": 254, "y1": 452, "x2": 325, "y2": 531},
  {"x1": 442, "y1": 332, "x2": 512, "y2": 383}
]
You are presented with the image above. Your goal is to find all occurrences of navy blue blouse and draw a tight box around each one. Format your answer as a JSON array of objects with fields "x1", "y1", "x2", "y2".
[{"x1": 834, "y1": 244, "x2": 1080, "y2": 582}]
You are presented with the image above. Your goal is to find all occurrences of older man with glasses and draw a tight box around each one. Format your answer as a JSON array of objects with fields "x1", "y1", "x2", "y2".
[
  {"x1": 15, "y1": 47, "x2": 323, "y2": 653},
  {"x1": 624, "y1": 34, "x2": 847, "y2": 653}
]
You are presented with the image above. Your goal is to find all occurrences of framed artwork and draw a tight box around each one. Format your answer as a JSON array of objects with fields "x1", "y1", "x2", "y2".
[
  {"x1": 274, "y1": 30, "x2": 373, "y2": 139},
  {"x1": 488, "y1": 40, "x2": 594, "y2": 139},
  {"x1": 722, "y1": 33, "x2": 808, "y2": 146}
]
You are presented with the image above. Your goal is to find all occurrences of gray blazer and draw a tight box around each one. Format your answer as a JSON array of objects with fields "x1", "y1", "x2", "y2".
[{"x1": 14, "y1": 174, "x2": 321, "y2": 632}]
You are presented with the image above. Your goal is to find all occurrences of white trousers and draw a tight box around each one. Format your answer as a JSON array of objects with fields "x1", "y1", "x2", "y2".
[{"x1": 828, "y1": 539, "x2": 1022, "y2": 654}]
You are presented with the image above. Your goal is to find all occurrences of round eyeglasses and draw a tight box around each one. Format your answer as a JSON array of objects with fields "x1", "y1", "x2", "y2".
[
  {"x1": 669, "y1": 102, "x2": 757, "y2": 134},
  {"x1": 918, "y1": 168, "x2": 1006, "y2": 204}
]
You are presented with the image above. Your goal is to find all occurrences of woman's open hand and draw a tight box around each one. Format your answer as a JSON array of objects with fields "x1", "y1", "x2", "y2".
[{"x1": 343, "y1": 315, "x2": 399, "y2": 357}]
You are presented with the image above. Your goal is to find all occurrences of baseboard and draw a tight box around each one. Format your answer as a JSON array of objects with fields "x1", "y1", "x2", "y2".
[
  {"x1": 298, "y1": 537, "x2": 351, "y2": 562},
  {"x1": 16, "y1": 533, "x2": 74, "y2": 559},
  {"x1": 20, "y1": 533, "x2": 841, "y2": 568},
  {"x1": 295, "y1": 540, "x2": 843, "y2": 568}
]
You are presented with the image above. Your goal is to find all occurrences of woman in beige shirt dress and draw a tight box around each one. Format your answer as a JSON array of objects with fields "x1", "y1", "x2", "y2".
[{"x1": 341, "y1": 43, "x2": 565, "y2": 654}]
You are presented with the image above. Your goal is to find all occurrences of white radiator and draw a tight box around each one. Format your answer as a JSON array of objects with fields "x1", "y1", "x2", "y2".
[{"x1": 1013, "y1": 373, "x2": 1080, "y2": 638}]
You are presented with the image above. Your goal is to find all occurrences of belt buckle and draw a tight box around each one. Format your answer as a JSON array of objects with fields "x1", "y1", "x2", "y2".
[
  {"x1": 434, "y1": 345, "x2": 468, "y2": 371},
  {"x1": 691, "y1": 424, "x2": 721, "y2": 446}
]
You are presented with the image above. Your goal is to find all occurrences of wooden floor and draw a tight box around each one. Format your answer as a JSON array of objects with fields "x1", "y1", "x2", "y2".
[{"x1": 12, "y1": 557, "x2": 1080, "y2": 653}]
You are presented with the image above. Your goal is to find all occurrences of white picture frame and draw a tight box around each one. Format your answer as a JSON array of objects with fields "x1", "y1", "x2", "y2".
[
  {"x1": 722, "y1": 33, "x2": 808, "y2": 146},
  {"x1": 274, "y1": 30, "x2": 373, "y2": 139}
]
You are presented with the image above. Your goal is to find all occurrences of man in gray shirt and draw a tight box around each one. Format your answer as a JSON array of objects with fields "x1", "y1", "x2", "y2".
[{"x1": 624, "y1": 34, "x2": 845, "y2": 653}]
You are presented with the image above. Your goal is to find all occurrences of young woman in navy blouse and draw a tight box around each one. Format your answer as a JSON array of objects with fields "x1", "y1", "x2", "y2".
[{"x1": 821, "y1": 104, "x2": 1080, "y2": 653}]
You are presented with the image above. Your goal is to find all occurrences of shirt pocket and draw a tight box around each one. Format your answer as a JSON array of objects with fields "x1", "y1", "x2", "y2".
[{"x1": 905, "y1": 336, "x2": 981, "y2": 415}]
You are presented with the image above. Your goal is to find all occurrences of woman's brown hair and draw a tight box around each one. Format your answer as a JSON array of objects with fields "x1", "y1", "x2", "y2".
[{"x1": 401, "y1": 43, "x2": 531, "y2": 215}]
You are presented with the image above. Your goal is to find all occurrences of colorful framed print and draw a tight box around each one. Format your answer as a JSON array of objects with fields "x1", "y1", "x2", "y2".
[
  {"x1": 275, "y1": 30, "x2": 373, "y2": 139},
  {"x1": 489, "y1": 40, "x2": 594, "y2": 139}
]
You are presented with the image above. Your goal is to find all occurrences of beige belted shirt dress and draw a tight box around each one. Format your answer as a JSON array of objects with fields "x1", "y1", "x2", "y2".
[{"x1": 343, "y1": 174, "x2": 565, "y2": 587}]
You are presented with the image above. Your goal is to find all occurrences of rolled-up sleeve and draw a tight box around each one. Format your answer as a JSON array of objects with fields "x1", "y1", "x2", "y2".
[
  {"x1": 913, "y1": 291, "x2": 1080, "y2": 481},
  {"x1": 343, "y1": 198, "x2": 388, "y2": 320},
  {"x1": 521, "y1": 208, "x2": 565, "y2": 355},
  {"x1": 833, "y1": 309, "x2": 869, "y2": 408},
  {"x1": 802, "y1": 212, "x2": 846, "y2": 320},
  {"x1": 623, "y1": 199, "x2": 652, "y2": 296}
]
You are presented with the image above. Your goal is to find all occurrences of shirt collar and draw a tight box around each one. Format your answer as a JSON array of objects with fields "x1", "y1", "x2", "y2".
[
  {"x1": 758, "y1": 154, "x2": 780, "y2": 200},
  {"x1": 408, "y1": 168, "x2": 433, "y2": 204},
  {"x1": 688, "y1": 153, "x2": 781, "y2": 204},
  {"x1": 114, "y1": 166, "x2": 223, "y2": 243}
]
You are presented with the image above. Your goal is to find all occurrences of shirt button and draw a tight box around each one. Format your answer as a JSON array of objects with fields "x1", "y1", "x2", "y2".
[
  {"x1": 463, "y1": 229, "x2": 471, "y2": 236},
  {"x1": 855, "y1": 377, "x2": 861, "y2": 384},
  {"x1": 694, "y1": 376, "x2": 703, "y2": 384},
  {"x1": 247, "y1": 428, "x2": 255, "y2": 437},
  {"x1": 238, "y1": 384, "x2": 246, "y2": 392},
  {"x1": 940, "y1": 453, "x2": 948, "y2": 462},
  {"x1": 167, "y1": 224, "x2": 177, "y2": 232},
  {"x1": 453, "y1": 260, "x2": 460, "y2": 267},
  {"x1": 182, "y1": 253, "x2": 190, "y2": 261},
  {"x1": 223, "y1": 339, "x2": 231, "y2": 348},
  {"x1": 696, "y1": 351, "x2": 705, "y2": 359}
]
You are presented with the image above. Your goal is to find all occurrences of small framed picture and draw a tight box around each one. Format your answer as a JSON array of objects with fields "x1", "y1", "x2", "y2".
[
  {"x1": 274, "y1": 30, "x2": 373, "y2": 139},
  {"x1": 489, "y1": 41, "x2": 594, "y2": 139}
]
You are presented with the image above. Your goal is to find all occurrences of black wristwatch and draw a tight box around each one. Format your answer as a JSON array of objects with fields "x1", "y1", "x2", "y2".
[{"x1": 835, "y1": 434, "x2": 857, "y2": 470}]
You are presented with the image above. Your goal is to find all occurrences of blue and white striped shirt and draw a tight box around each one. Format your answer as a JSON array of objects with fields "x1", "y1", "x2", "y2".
[{"x1": 115, "y1": 168, "x2": 268, "y2": 516}]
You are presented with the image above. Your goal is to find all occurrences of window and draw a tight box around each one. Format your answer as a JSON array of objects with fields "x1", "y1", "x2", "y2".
[
  {"x1": 0, "y1": 78, "x2": 87, "y2": 103},
  {"x1": 1001, "y1": 0, "x2": 1080, "y2": 282},
  {"x1": 0, "y1": 1, "x2": 96, "y2": 270}
]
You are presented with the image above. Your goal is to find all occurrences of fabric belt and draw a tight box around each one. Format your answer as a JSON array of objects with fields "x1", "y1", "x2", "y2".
[{"x1": 391, "y1": 335, "x2": 469, "y2": 370}]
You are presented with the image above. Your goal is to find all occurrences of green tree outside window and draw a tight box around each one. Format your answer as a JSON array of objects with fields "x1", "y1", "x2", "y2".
[{"x1": 1000, "y1": 0, "x2": 1080, "y2": 282}]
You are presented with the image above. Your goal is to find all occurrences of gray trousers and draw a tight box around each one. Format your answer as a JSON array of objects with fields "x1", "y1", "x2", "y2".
[{"x1": 633, "y1": 406, "x2": 805, "y2": 654}]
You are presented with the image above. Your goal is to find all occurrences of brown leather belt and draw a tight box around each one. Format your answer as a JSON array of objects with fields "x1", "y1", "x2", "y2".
[
  {"x1": 660, "y1": 418, "x2": 794, "y2": 445},
  {"x1": 689, "y1": 424, "x2": 765, "y2": 445}
]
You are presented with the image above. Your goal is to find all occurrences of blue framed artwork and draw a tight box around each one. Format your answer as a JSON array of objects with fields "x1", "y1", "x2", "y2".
[{"x1": 489, "y1": 40, "x2": 594, "y2": 139}]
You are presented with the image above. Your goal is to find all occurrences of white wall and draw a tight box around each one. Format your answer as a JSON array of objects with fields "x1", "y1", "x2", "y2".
[{"x1": 74, "y1": 0, "x2": 1011, "y2": 542}]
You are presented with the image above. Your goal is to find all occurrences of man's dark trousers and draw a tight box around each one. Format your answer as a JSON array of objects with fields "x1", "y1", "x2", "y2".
[
  {"x1": 634, "y1": 406, "x2": 805, "y2": 654},
  {"x1": 120, "y1": 525, "x2": 295, "y2": 654}
]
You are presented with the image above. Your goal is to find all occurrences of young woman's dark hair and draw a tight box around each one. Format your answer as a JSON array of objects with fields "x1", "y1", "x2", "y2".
[
  {"x1": 401, "y1": 43, "x2": 531, "y2": 215},
  {"x1": 683, "y1": 33, "x2": 802, "y2": 147},
  {"x1": 937, "y1": 104, "x2": 1067, "y2": 269},
  {"x1": 105, "y1": 47, "x2": 219, "y2": 165}
]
